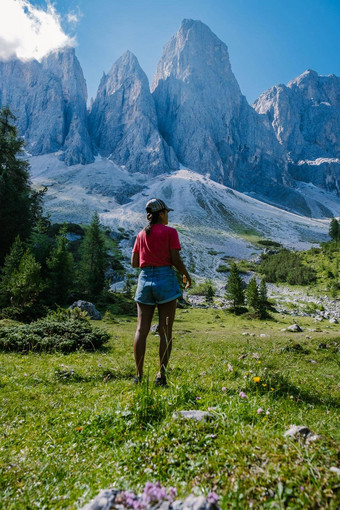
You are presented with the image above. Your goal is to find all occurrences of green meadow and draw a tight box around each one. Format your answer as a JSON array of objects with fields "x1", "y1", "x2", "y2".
[{"x1": 0, "y1": 309, "x2": 339, "y2": 509}]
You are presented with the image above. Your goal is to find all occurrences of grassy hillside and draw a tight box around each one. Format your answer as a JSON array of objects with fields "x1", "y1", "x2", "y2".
[
  {"x1": 301, "y1": 243, "x2": 340, "y2": 296},
  {"x1": 258, "y1": 241, "x2": 340, "y2": 297},
  {"x1": 0, "y1": 309, "x2": 339, "y2": 509}
]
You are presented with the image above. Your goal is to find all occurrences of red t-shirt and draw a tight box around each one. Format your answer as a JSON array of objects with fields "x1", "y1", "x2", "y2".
[{"x1": 132, "y1": 224, "x2": 181, "y2": 267}]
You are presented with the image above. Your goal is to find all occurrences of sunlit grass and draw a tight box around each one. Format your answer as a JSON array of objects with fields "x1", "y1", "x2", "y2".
[{"x1": 0, "y1": 309, "x2": 339, "y2": 509}]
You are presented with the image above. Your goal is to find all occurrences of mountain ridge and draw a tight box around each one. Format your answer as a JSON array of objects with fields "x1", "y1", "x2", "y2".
[{"x1": 1, "y1": 19, "x2": 339, "y2": 220}]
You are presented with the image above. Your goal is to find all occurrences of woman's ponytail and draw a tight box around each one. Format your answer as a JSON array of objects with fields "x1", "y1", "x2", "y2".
[{"x1": 144, "y1": 209, "x2": 161, "y2": 235}]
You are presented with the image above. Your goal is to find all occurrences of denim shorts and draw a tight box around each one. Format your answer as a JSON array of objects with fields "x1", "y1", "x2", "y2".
[{"x1": 135, "y1": 266, "x2": 182, "y2": 305}]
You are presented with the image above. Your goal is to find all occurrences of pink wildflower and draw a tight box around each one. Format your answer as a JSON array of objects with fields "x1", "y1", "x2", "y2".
[
  {"x1": 239, "y1": 391, "x2": 247, "y2": 399},
  {"x1": 221, "y1": 386, "x2": 226, "y2": 391},
  {"x1": 257, "y1": 408, "x2": 264, "y2": 414},
  {"x1": 168, "y1": 487, "x2": 177, "y2": 503},
  {"x1": 207, "y1": 491, "x2": 219, "y2": 504}
]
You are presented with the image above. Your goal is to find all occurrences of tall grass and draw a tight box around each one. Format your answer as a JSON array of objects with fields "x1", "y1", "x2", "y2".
[{"x1": 0, "y1": 309, "x2": 339, "y2": 509}]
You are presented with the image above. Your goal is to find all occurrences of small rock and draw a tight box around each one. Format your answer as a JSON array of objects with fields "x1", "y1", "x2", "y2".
[
  {"x1": 260, "y1": 333, "x2": 268, "y2": 338},
  {"x1": 172, "y1": 410, "x2": 213, "y2": 422},
  {"x1": 280, "y1": 328, "x2": 287, "y2": 332},
  {"x1": 329, "y1": 318, "x2": 338, "y2": 324},
  {"x1": 242, "y1": 332, "x2": 249, "y2": 336},
  {"x1": 150, "y1": 324, "x2": 159, "y2": 333},
  {"x1": 287, "y1": 324, "x2": 303, "y2": 332},
  {"x1": 181, "y1": 495, "x2": 207, "y2": 510},
  {"x1": 238, "y1": 353, "x2": 248, "y2": 360},
  {"x1": 79, "y1": 489, "x2": 118, "y2": 510},
  {"x1": 309, "y1": 360, "x2": 317, "y2": 364},
  {"x1": 284, "y1": 425, "x2": 319, "y2": 443},
  {"x1": 69, "y1": 300, "x2": 101, "y2": 320},
  {"x1": 330, "y1": 467, "x2": 340, "y2": 476}
]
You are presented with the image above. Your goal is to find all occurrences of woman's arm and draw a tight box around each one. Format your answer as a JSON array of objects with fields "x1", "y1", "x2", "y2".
[
  {"x1": 170, "y1": 249, "x2": 191, "y2": 288},
  {"x1": 131, "y1": 252, "x2": 139, "y2": 268}
]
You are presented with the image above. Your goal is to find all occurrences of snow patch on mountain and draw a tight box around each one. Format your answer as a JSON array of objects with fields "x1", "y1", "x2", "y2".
[
  {"x1": 29, "y1": 154, "x2": 335, "y2": 277},
  {"x1": 151, "y1": 19, "x2": 289, "y2": 205},
  {"x1": 253, "y1": 70, "x2": 340, "y2": 196}
]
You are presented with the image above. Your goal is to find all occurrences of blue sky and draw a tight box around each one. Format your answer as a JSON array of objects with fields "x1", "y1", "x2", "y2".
[{"x1": 10, "y1": 0, "x2": 340, "y2": 103}]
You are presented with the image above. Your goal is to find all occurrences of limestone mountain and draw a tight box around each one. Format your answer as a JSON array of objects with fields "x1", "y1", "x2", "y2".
[
  {"x1": 0, "y1": 47, "x2": 93, "y2": 165},
  {"x1": 0, "y1": 20, "x2": 339, "y2": 217},
  {"x1": 254, "y1": 70, "x2": 340, "y2": 195},
  {"x1": 151, "y1": 19, "x2": 290, "y2": 204},
  {"x1": 89, "y1": 51, "x2": 178, "y2": 176}
]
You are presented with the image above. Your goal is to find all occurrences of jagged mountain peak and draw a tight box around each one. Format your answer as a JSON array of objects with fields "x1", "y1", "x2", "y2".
[
  {"x1": 151, "y1": 19, "x2": 287, "y2": 202},
  {"x1": 0, "y1": 46, "x2": 93, "y2": 165},
  {"x1": 178, "y1": 18, "x2": 220, "y2": 42},
  {"x1": 109, "y1": 50, "x2": 140, "y2": 72},
  {"x1": 179, "y1": 18, "x2": 220, "y2": 38},
  {"x1": 97, "y1": 50, "x2": 148, "y2": 98},
  {"x1": 152, "y1": 19, "x2": 232, "y2": 88},
  {"x1": 88, "y1": 47, "x2": 178, "y2": 175},
  {"x1": 287, "y1": 69, "x2": 340, "y2": 106},
  {"x1": 253, "y1": 69, "x2": 340, "y2": 190}
]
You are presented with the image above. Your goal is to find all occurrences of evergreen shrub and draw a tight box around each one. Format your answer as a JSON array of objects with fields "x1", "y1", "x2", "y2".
[
  {"x1": 103, "y1": 292, "x2": 137, "y2": 316},
  {"x1": 0, "y1": 318, "x2": 110, "y2": 353},
  {"x1": 259, "y1": 249, "x2": 316, "y2": 285},
  {"x1": 258, "y1": 240, "x2": 282, "y2": 247},
  {"x1": 0, "y1": 304, "x2": 49, "y2": 323}
]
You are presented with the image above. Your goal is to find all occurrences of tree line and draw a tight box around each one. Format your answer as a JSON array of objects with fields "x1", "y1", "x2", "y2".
[{"x1": 0, "y1": 107, "x2": 108, "y2": 321}]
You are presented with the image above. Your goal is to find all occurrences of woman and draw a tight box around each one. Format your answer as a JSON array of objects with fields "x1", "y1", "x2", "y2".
[{"x1": 131, "y1": 198, "x2": 191, "y2": 386}]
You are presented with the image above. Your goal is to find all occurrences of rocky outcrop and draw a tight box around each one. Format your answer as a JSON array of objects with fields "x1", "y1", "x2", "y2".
[
  {"x1": 0, "y1": 47, "x2": 93, "y2": 165},
  {"x1": 70, "y1": 300, "x2": 101, "y2": 320},
  {"x1": 89, "y1": 51, "x2": 178, "y2": 176},
  {"x1": 151, "y1": 19, "x2": 290, "y2": 204},
  {"x1": 253, "y1": 70, "x2": 340, "y2": 195}
]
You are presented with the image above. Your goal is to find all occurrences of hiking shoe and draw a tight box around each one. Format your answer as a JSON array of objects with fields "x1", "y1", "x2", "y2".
[
  {"x1": 133, "y1": 375, "x2": 142, "y2": 385},
  {"x1": 155, "y1": 374, "x2": 167, "y2": 387}
]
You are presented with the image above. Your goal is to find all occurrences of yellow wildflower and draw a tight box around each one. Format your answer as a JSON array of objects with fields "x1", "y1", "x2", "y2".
[{"x1": 253, "y1": 376, "x2": 260, "y2": 383}]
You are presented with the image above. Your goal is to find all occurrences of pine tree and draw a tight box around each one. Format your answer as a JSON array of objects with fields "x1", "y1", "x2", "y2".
[
  {"x1": 7, "y1": 250, "x2": 44, "y2": 307},
  {"x1": 29, "y1": 217, "x2": 53, "y2": 275},
  {"x1": 258, "y1": 278, "x2": 268, "y2": 319},
  {"x1": 246, "y1": 277, "x2": 259, "y2": 312},
  {"x1": 79, "y1": 212, "x2": 106, "y2": 299},
  {"x1": 0, "y1": 236, "x2": 25, "y2": 306},
  {"x1": 205, "y1": 280, "x2": 215, "y2": 305},
  {"x1": 225, "y1": 263, "x2": 245, "y2": 310},
  {"x1": 47, "y1": 225, "x2": 74, "y2": 305},
  {"x1": 329, "y1": 218, "x2": 340, "y2": 241},
  {"x1": 0, "y1": 107, "x2": 43, "y2": 265},
  {"x1": 259, "y1": 278, "x2": 267, "y2": 303}
]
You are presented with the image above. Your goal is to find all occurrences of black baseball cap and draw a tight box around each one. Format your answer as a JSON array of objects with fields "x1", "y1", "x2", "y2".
[{"x1": 145, "y1": 198, "x2": 174, "y2": 212}]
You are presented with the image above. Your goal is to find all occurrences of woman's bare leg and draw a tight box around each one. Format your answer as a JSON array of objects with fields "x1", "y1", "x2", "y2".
[
  {"x1": 157, "y1": 299, "x2": 177, "y2": 375},
  {"x1": 134, "y1": 303, "x2": 155, "y2": 378}
]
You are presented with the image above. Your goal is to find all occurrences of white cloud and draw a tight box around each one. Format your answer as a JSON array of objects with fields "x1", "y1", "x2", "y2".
[
  {"x1": 0, "y1": 0, "x2": 75, "y2": 62},
  {"x1": 67, "y1": 11, "x2": 80, "y2": 24}
]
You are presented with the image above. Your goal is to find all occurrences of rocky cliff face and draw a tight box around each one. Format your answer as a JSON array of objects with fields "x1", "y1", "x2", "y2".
[
  {"x1": 151, "y1": 19, "x2": 289, "y2": 201},
  {"x1": 253, "y1": 70, "x2": 340, "y2": 195},
  {"x1": 1, "y1": 20, "x2": 339, "y2": 212},
  {"x1": 0, "y1": 47, "x2": 93, "y2": 165},
  {"x1": 89, "y1": 51, "x2": 178, "y2": 176}
]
